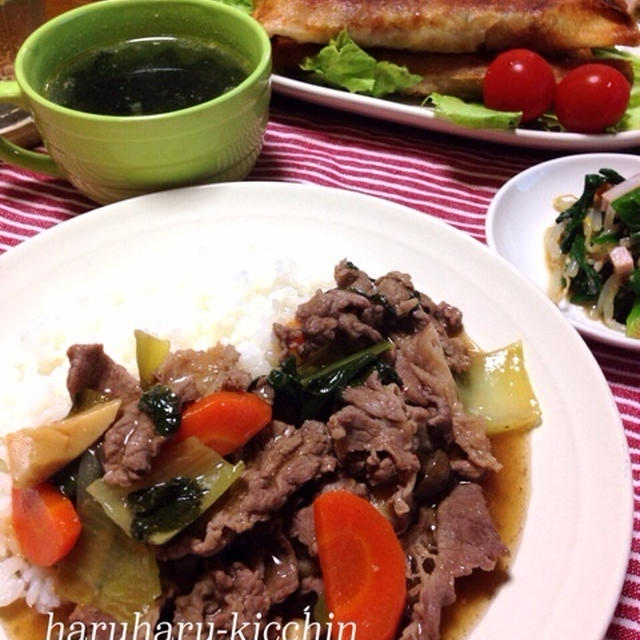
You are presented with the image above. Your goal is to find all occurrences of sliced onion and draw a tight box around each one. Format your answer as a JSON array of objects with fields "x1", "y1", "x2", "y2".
[
  {"x1": 553, "y1": 194, "x2": 577, "y2": 213},
  {"x1": 544, "y1": 223, "x2": 564, "y2": 262},
  {"x1": 596, "y1": 274, "x2": 626, "y2": 332}
]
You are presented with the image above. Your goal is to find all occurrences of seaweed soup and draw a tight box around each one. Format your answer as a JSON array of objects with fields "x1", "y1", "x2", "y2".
[{"x1": 42, "y1": 36, "x2": 251, "y2": 116}]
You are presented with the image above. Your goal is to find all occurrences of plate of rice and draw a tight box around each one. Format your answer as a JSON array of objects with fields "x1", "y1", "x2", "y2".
[{"x1": 0, "y1": 181, "x2": 632, "y2": 640}]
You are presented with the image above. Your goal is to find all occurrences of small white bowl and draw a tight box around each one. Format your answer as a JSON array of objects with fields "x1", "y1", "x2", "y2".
[{"x1": 486, "y1": 152, "x2": 640, "y2": 350}]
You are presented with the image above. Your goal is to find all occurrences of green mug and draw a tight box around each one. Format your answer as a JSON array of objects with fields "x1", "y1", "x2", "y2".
[{"x1": 0, "y1": 0, "x2": 271, "y2": 203}]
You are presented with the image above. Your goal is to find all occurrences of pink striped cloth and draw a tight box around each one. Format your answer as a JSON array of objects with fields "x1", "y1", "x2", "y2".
[{"x1": 1, "y1": 97, "x2": 640, "y2": 638}]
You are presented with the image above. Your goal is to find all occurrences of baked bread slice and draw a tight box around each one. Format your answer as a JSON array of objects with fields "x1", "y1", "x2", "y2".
[{"x1": 253, "y1": 0, "x2": 640, "y2": 53}]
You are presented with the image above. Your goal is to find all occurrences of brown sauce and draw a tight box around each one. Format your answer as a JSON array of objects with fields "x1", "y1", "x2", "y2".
[
  {"x1": 0, "y1": 601, "x2": 72, "y2": 640},
  {"x1": 441, "y1": 429, "x2": 531, "y2": 640},
  {"x1": 0, "y1": 431, "x2": 531, "y2": 640}
]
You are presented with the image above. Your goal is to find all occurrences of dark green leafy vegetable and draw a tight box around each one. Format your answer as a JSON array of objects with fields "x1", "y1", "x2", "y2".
[
  {"x1": 630, "y1": 269, "x2": 640, "y2": 296},
  {"x1": 598, "y1": 168, "x2": 625, "y2": 185},
  {"x1": 127, "y1": 477, "x2": 204, "y2": 542},
  {"x1": 612, "y1": 187, "x2": 640, "y2": 232},
  {"x1": 556, "y1": 172, "x2": 608, "y2": 253},
  {"x1": 568, "y1": 234, "x2": 603, "y2": 301},
  {"x1": 87, "y1": 436, "x2": 243, "y2": 545},
  {"x1": 138, "y1": 384, "x2": 181, "y2": 435},
  {"x1": 268, "y1": 341, "x2": 397, "y2": 422}
]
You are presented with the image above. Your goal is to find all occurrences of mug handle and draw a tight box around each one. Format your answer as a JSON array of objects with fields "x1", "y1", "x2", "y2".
[{"x1": 0, "y1": 80, "x2": 63, "y2": 176}]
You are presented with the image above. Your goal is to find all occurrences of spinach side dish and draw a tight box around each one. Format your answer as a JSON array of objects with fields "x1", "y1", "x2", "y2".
[{"x1": 545, "y1": 168, "x2": 640, "y2": 338}]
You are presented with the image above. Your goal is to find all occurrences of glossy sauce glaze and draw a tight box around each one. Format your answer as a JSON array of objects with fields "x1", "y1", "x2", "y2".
[
  {"x1": 0, "y1": 431, "x2": 530, "y2": 640},
  {"x1": 442, "y1": 430, "x2": 531, "y2": 640}
]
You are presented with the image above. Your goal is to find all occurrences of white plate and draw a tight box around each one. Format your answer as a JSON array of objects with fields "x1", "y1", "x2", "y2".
[
  {"x1": 486, "y1": 152, "x2": 640, "y2": 350},
  {"x1": 0, "y1": 182, "x2": 632, "y2": 640},
  {"x1": 273, "y1": 73, "x2": 640, "y2": 151}
]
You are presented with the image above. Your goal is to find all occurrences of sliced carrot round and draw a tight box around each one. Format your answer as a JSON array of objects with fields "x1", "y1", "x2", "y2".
[
  {"x1": 11, "y1": 482, "x2": 81, "y2": 567},
  {"x1": 178, "y1": 390, "x2": 272, "y2": 456},
  {"x1": 313, "y1": 490, "x2": 406, "y2": 640}
]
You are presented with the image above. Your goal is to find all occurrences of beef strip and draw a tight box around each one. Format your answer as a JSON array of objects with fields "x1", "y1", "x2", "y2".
[
  {"x1": 161, "y1": 420, "x2": 337, "y2": 559},
  {"x1": 327, "y1": 372, "x2": 420, "y2": 526},
  {"x1": 66, "y1": 343, "x2": 139, "y2": 401},
  {"x1": 66, "y1": 344, "x2": 166, "y2": 487},
  {"x1": 333, "y1": 259, "x2": 377, "y2": 295},
  {"x1": 155, "y1": 343, "x2": 252, "y2": 402},
  {"x1": 101, "y1": 404, "x2": 166, "y2": 486},
  {"x1": 394, "y1": 324, "x2": 500, "y2": 478},
  {"x1": 400, "y1": 483, "x2": 508, "y2": 640},
  {"x1": 172, "y1": 562, "x2": 271, "y2": 640},
  {"x1": 274, "y1": 287, "x2": 385, "y2": 357}
]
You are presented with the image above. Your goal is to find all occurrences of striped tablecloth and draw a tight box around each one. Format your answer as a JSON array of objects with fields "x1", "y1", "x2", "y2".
[{"x1": 1, "y1": 94, "x2": 639, "y2": 638}]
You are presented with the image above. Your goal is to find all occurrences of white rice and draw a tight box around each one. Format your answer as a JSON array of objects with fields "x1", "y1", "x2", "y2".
[{"x1": 0, "y1": 258, "x2": 329, "y2": 617}]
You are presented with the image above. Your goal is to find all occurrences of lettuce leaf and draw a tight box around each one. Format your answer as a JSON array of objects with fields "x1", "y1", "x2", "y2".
[
  {"x1": 300, "y1": 30, "x2": 422, "y2": 98},
  {"x1": 426, "y1": 93, "x2": 522, "y2": 129}
]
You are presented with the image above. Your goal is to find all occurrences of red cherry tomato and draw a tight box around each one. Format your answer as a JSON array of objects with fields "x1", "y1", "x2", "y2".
[
  {"x1": 483, "y1": 49, "x2": 556, "y2": 122},
  {"x1": 554, "y1": 63, "x2": 630, "y2": 133}
]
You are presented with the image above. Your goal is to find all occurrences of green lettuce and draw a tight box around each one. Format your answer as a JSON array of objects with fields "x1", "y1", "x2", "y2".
[
  {"x1": 300, "y1": 30, "x2": 422, "y2": 98},
  {"x1": 426, "y1": 93, "x2": 522, "y2": 129}
]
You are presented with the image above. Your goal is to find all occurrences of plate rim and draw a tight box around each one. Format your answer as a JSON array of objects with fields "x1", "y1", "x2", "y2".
[
  {"x1": 0, "y1": 180, "x2": 633, "y2": 640},
  {"x1": 272, "y1": 74, "x2": 640, "y2": 151}
]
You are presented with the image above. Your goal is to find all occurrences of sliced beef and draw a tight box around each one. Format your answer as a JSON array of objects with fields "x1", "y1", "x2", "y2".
[
  {"x1": 101, "y1": 403, "x2": 166, "y2": 486},
  {"x1": 66, "y1": 343, "x2": 139, "y2": 401},
  {"x1": 275, "y1": 288, "x2": 384, "y2": 356},
  {"x1": 451, "y1": 413, "x2": 502, "y2": 479},
  {"x1": 374, "y1": 270, "x2": 429, "y2": 324},
  {"x1": 333, "y1": 259, "x2": 377, "y2": 295},
  {"x1": 172, "y1": 562, "x2": 271, "y2": 640},
  {"x1": 155, "y1": 343, "x2": 252, "y2": 402},
  {"x1": 394, "y1": 324, "x2": 499, "y2": 477},
  {"x1": 250, "y1": 529, "x2": 300, "y2": 604},
  {"x1": 327, "y1": 372, "x2": 420, "y2": 522},
  {"x1": 400, "y1": 483, "x2": 508, "y2": 640},
  {"x1": 66, "y1": 344, "x2": 166, "y2": 487},
  {"x1": 162, "y1": 420, "x2": 337, "y2": 559}
]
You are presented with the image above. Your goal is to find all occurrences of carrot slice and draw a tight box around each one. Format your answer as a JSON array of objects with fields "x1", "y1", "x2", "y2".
[
  {"x1": 313, "y1": 491, "x2": 406, "y2": 640},
  {"x1": 178, "y1": 390, "x2": 272, "y2": 456},
  {"x1": 11, "y1": 482, "x2": 82, "y2": 567}
]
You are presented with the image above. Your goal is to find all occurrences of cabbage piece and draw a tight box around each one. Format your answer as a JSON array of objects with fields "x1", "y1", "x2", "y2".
[
  {"x1": 456, "y1": 341, "x2": 541, "y2": 435},
  {"x1": 5, "y1": 399, "x2": 121, "y2": 487},
  {"x1": 87, "y1": 436, "x2": 244, "y2": 544},
  {"x1": 134, "y1": 329, "x2": 170, "y2": 389},
  {"x1": 54, "y1": 450, "x2": 161, "y2": 622}
]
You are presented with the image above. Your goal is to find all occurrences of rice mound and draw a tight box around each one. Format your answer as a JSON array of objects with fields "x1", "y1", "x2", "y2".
[{"x1": 0, "y1": 260, "x2": 328, "y2": 618}]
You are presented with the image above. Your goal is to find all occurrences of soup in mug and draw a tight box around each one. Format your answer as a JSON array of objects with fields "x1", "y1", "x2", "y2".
[{"x1": 42, "y1": 35, "x2": 250, "y2": 116}]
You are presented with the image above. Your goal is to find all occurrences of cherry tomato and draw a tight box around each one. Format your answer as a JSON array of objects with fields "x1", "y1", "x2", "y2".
[
  {"x1": 554, "y1": 64, "x2": 630, "y2": 133},
  {"x1": 483, "y1": 49, "x2": 556, "y2": 122}
]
